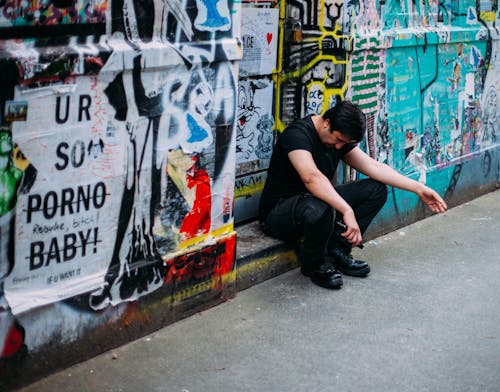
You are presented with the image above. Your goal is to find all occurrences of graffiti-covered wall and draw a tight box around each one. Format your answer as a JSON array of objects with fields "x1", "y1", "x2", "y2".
[
  {"x1": 235, "y1": 0, "x2": 500, "y2": 226},
  {"x1": 346, "y1": 0, "x2": 500, "y2": 230},
  {"x1": 0, "y1": 0, "x2": 240, "y2": 387}
]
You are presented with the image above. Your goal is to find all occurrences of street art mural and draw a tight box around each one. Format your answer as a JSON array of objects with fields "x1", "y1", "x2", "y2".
[{"x1": 0, "y1": 0, "x2": 239, "y2": 384}]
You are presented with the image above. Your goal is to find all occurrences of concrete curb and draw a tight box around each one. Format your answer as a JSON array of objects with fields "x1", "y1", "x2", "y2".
[{"x1": 235, "y1": 221, "x2": 298, "y2": 291}]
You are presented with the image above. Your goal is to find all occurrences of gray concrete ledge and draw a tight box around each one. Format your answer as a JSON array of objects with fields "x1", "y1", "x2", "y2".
[{"x1": 235, "y1": 221, "x2": 298, "y2": 291}]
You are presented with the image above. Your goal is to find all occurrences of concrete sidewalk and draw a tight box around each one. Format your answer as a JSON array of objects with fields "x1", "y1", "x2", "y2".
[{"x1": 18, "y1": 190, "x2": 500, "y2": 392}]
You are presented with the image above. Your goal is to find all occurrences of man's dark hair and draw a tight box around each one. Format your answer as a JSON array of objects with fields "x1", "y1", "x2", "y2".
[{"x1": 322, "y1": 101, "x2": 366, "y2": 142}]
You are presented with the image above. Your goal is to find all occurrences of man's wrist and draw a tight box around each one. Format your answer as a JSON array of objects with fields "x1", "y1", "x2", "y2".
[
  {"x1": 342, "y1": 208, "x2": 354, "y2": 217},
  {"x1": 414, "y1": 182, "x2": 427, "y2": 195}
]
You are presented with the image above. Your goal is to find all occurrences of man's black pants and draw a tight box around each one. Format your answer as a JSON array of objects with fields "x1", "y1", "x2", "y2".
[{"x1": 261, "y1": 179, "x2": 388, "y2": 266}]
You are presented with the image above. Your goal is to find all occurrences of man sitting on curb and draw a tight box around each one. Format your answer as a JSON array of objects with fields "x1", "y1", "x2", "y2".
[{"x1": 259, "y1": 101, "x2": 447, "y2": 289}]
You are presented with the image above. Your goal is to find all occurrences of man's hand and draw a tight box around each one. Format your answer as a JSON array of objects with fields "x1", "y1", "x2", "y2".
[
  {"x1": 417, "y1": 185, "x2": 448, "y2": 213},
  {"x1": 341, "y1": 209, "x2": 363, "y2": 246},
  {"x1": 343, "y1": 148, "x2": 448, "y2": 215}
]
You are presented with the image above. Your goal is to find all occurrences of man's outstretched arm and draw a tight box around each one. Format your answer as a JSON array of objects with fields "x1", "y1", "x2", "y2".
[{"x1": 343, "y1": 147, "x2": 448, "y2": 214}]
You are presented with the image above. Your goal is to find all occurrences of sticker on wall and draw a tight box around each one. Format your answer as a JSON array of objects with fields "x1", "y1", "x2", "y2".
[
  {"x1": 4, "y1": 101, "x2": 28, "y2": 123},
  {"x1": 236, "y1": 77, "x2": 274, "y2": 176},
  {"x1": 194, "y1": 0, "x2": 232, "y2": 32},
  {"x1": 240, "y1": 7, "x2": 279, "y2": 77}
]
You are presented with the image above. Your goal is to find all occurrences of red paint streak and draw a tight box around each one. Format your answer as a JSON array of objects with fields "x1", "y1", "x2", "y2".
[
  {"x1": 180, "y1": 165, "x2": 212, "y2": 240},
  {"x1": 216, "y1": 235, "x2": 235, "y2": 277},
  {"x1": 1, "y1": 323, "x2": 24, "y2": 359}
]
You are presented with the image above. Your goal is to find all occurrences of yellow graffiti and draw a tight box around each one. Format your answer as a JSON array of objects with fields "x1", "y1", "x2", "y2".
[
  {"x1": 273, "y1": 0, "x2": 352, "y2": 132},
  {"x1": 171, "y1": 279, "x2": 218, "y2": 302},
  {"x1": 12, "y1": 146, "x2": 30, "y2": 171},
  {"x1": 234, "y1": 180, "x2": 265, "y2": 199},
  {"x1": 152, "y1": 270, "x2": 237, "y2": 305},
  {"x1": 480, "y1": 11, "x2": 497, "y2": 23},
  {"x1": 236, "y1": 250, "x2": 298, "y2": 278},
  {"x1": 178, "y1": 225, "x2": 234, "y2": 251}
]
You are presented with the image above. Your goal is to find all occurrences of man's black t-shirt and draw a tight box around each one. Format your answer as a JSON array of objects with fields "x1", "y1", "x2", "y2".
[{"x1": 259, "y1": 115, "x2": 356, "y2": 221}]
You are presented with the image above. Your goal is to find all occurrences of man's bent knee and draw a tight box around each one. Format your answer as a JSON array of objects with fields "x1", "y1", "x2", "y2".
[
  {"x1": 373, "y1": 180, "x2": 388, "y2": 203},
  {"x1": 301, "y1": 197, "x2": 334, "y2": 226}
]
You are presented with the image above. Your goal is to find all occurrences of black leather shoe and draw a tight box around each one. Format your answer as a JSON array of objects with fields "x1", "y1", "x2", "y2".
[
  {"x1": 301, "y1": 262, "x2": 343, "y2": 289},
  {"x1": 330, "y1": 247, "x2": 370, "y2": 277}
]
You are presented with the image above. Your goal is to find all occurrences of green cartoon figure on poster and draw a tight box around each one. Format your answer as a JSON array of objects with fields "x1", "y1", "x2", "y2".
[
  {"x1": 0, "y1": 129, "x2": 22, "y2": 281},
  {"x1": 0, "y1": 130, "x2": 22, "y2": 216}
]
